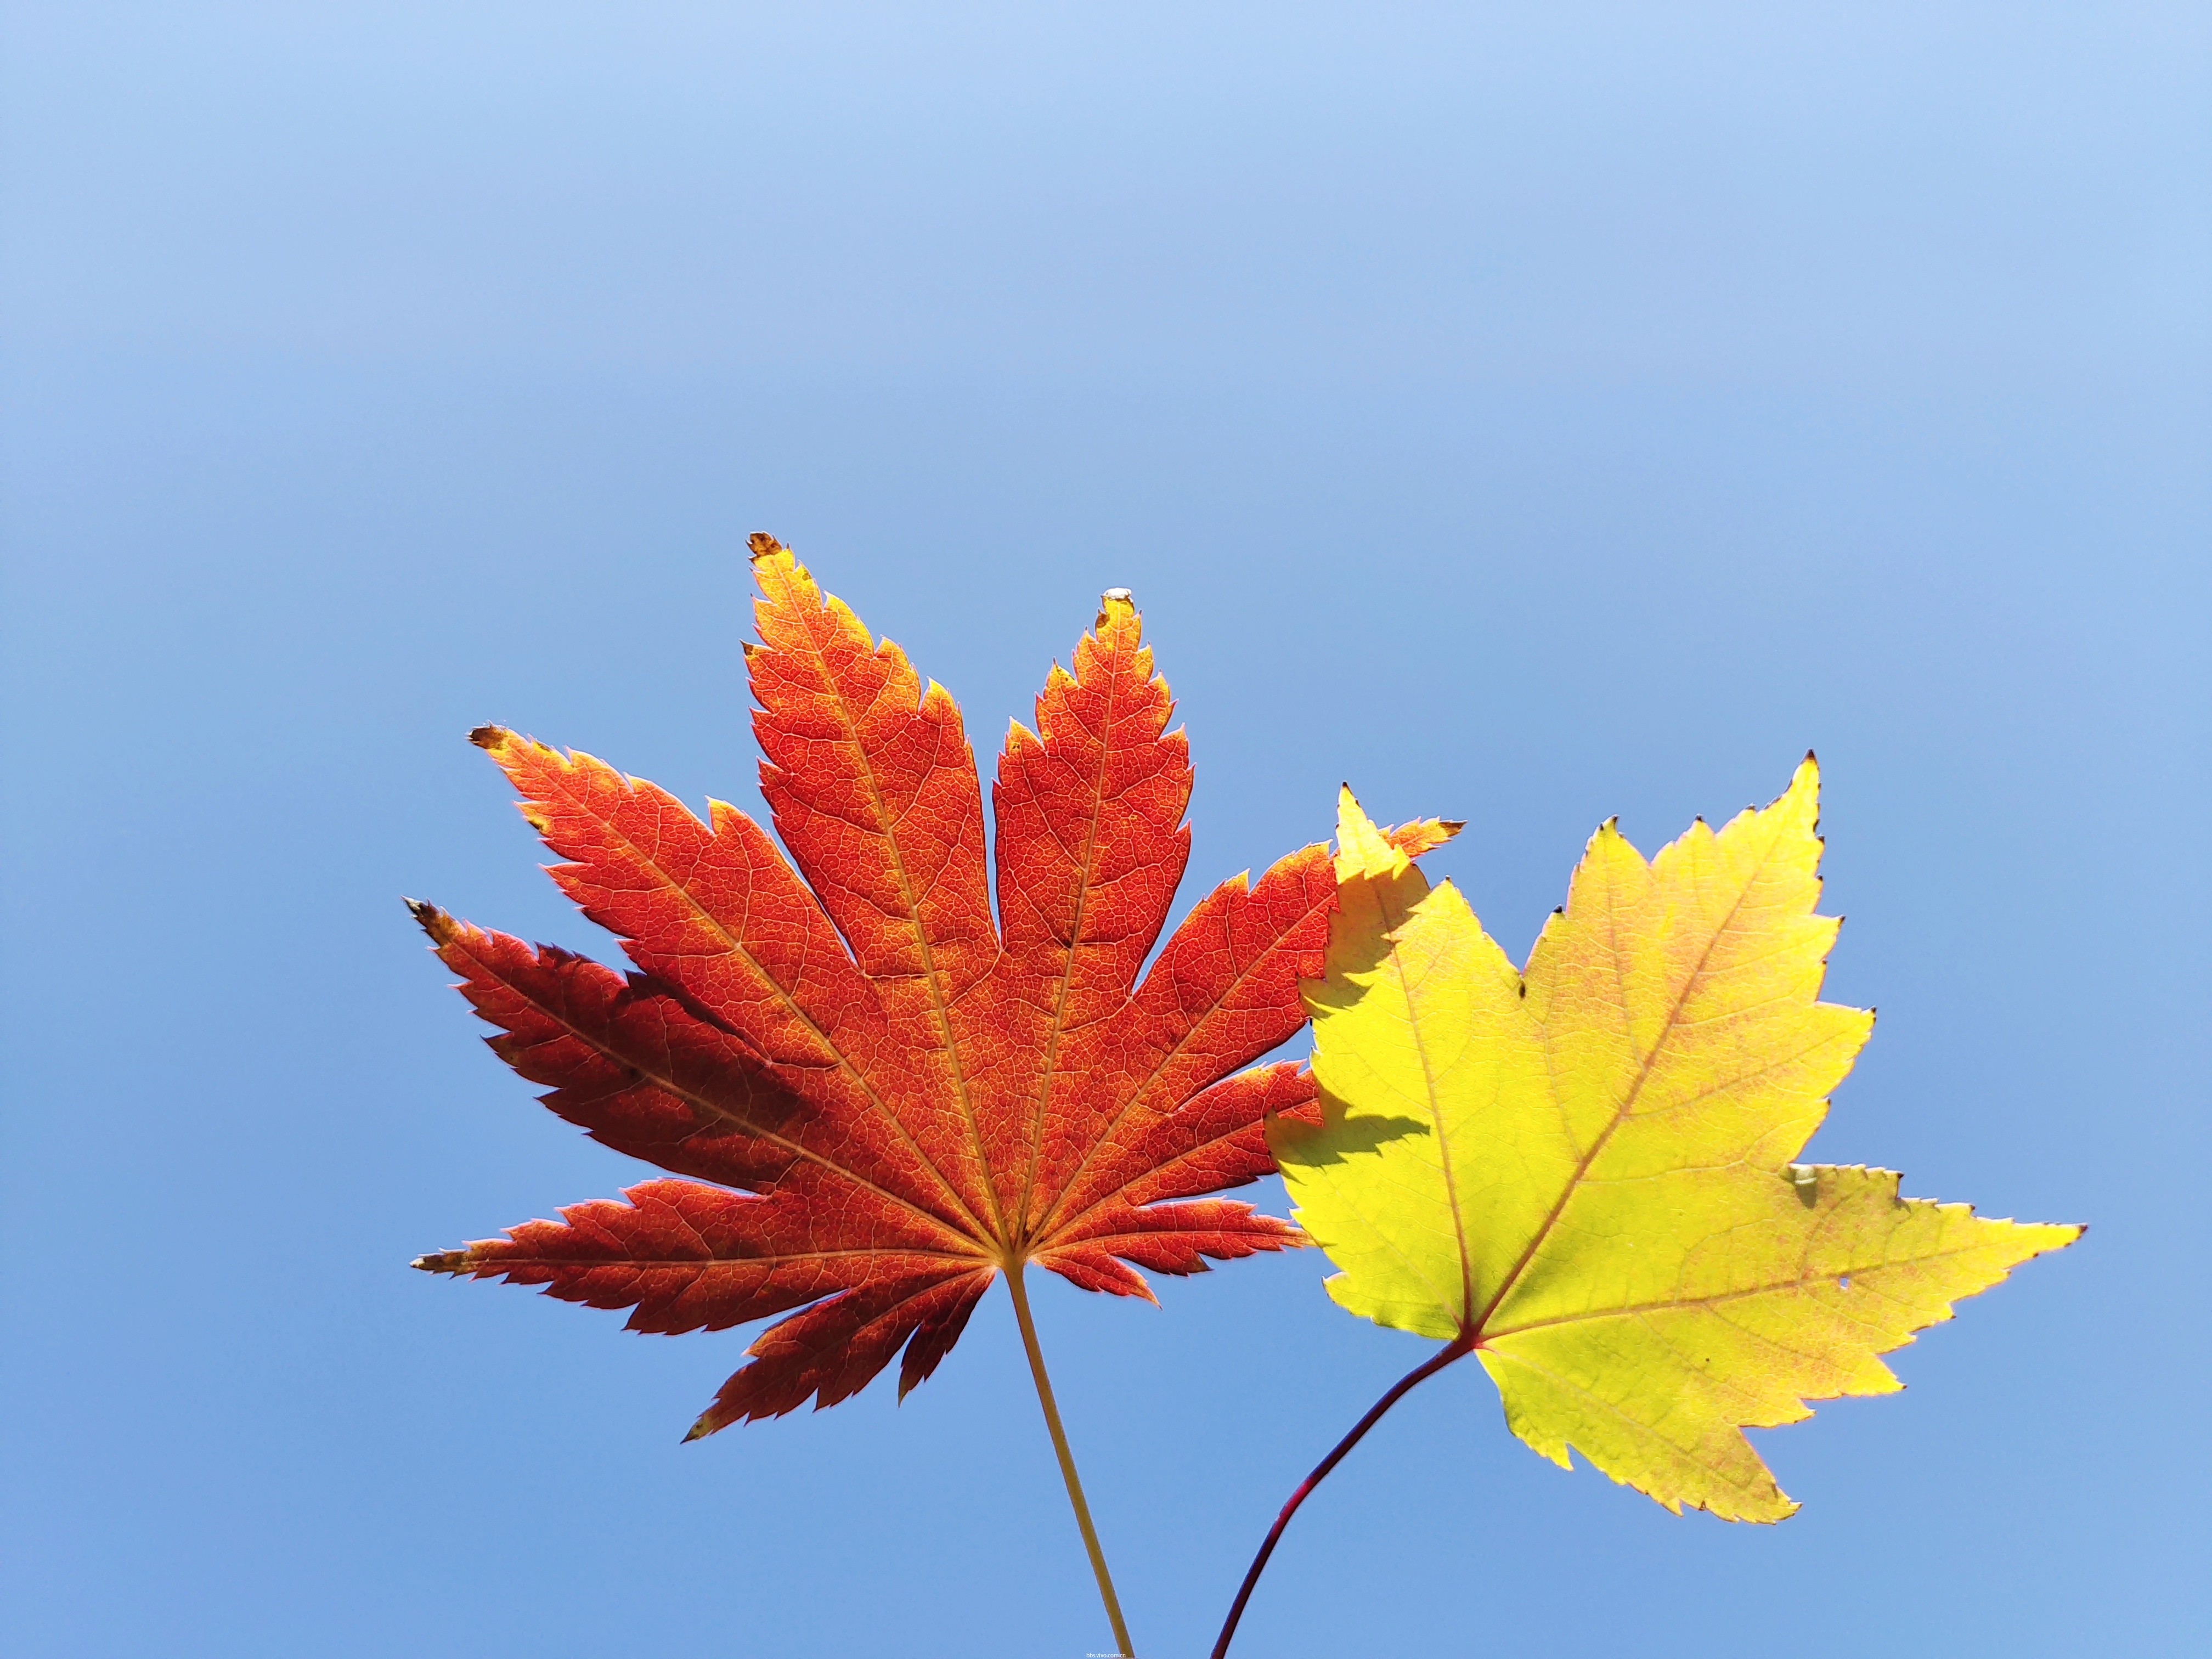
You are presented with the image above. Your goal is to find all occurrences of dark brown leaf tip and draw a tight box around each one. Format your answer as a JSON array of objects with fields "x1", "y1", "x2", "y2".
[
  {"x1": 411, "y1": 1249, "x2": 472, "y2": 1274},
  {"x1": 469, "y1": 724, "x2": 510, "y2": 752},
  {"x1": 404, "y1": 897, "x2": 458, "y2": 946},
  {"x1": 748, "y1": 532, "x2": 786, "y2": 560}
]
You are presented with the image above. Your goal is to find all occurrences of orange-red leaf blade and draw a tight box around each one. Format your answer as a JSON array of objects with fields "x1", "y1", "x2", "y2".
[
  {"x1": 417, "y1": 544, "x2": 1452, "y2": 1430},
  {"x1": 415, "y1": 904, "x2": 976, "y2": 1243},
  {"x1": 744, "y1": 537, "x2": 1003, "y2": 1228},
  {"x1": 469, "y1": 727, "x2": 994, "y2": 1233},
  {"x1": 690, "y1": 1268, "x2": 997, "y2": 1434},
  {"x1": 987, "y1": 591, "x2": 1194, "y2": 1223},
  {"x1": 414, "y1": 1178, "x2": 973, "y2": 1334}
]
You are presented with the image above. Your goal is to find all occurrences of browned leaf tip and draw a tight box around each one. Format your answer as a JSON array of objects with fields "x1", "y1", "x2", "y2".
[{"x1": 403, "y1": 897, "x2": 458, "y2": 946}]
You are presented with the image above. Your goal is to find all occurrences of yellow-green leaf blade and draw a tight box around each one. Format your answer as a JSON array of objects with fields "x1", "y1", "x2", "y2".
[
  {"x1": 1272, "y1": 788, "x2": 1539, "y2": 1341},
  {"x1": 1273, "y1": 762, "x2": 2083, "y2": 1522},
  {"x1": 1481, "y1": 1164, "x2": 2080, "y2": 1519}
]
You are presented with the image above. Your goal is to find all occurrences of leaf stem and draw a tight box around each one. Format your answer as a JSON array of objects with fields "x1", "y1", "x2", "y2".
[
  {"x1": 1007, "y1": 1263, "x2": 1135, "y2": 1658},
  {"x1": 1211, "y1": 1334, "x2": 1475, "y2": 1659}
]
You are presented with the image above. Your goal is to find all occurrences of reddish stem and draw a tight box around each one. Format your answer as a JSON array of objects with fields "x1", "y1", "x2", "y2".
[{"x1": 1210, "y1": 1334, "x2": 1475, "y2": 1659}]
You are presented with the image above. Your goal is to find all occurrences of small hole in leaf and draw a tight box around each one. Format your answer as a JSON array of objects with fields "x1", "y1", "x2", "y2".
[{"x1": 1838, "y1": 1276, "x2": 1853, "y2": 1290}]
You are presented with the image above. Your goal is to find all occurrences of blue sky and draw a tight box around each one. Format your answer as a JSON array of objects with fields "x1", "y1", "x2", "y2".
[{"x1": 2, "y1": 5, "x2": 2205, "y2": 1656}]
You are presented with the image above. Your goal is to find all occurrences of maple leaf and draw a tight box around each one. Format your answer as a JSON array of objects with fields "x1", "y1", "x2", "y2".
[
  {"x1": 1276, "y1": 759, "x2": 2081, "y2": 1519},
  {"x1": 411, "y1": 538, "x2": 1458, "y2": 1443},
  {"x1": 1212, "y1": 759, "x2": 2080, "y2": 1657}
]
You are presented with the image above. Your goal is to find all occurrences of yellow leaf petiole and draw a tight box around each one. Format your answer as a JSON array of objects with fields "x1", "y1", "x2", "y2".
[{"x1": 1007, "y1": 1264, "x2": 1135, "y2": 1658}]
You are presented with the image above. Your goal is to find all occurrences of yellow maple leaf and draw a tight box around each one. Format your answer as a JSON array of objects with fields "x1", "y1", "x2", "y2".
[{"x1": 1272, "y1": 758, "x2": 2080, "y2": 1523}]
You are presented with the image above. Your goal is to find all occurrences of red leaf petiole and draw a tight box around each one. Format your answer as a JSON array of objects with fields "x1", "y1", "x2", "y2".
[{"x1": 1211, "y1": 1333, "x2": 1476, "y2": 1659}]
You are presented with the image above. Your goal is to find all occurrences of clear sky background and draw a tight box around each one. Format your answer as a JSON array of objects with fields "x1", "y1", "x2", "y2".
[{"x1": 2, "y1": 5, "x2": 2205, "y2": 1657}]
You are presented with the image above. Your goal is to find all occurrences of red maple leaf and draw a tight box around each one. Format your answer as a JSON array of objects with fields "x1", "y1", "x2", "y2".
[{"x1": 412, "y1": 539, "x2": 1454, "y2": 1441}]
